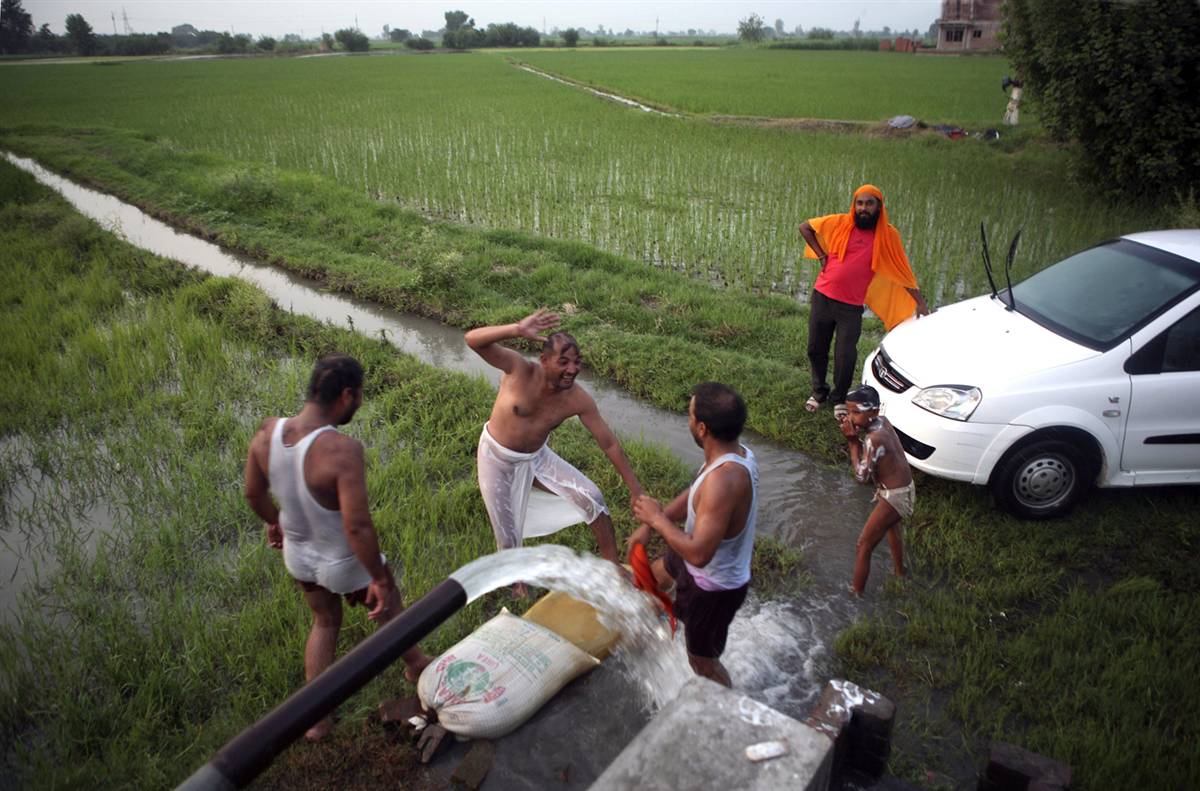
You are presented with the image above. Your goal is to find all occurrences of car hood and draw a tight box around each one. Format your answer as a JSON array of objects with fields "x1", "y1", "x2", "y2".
[{"x1": 879, "y1": 294, "x2": 1098, "y2": 387}]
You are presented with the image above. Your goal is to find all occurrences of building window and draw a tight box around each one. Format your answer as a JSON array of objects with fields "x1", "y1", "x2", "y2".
[
  {"x1": 946, "y1": 29, "x2": 964, "y2": 42},
  {"x1": 973, "y1": 29, "x2": 982, "y2": 38}
]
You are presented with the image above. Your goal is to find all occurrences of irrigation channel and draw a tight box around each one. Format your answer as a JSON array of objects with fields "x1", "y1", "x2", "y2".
[{"x1": 6, "y1": 151, "x2": 878, "y2": 787}]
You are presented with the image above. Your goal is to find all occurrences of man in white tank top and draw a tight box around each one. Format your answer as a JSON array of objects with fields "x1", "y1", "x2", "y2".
[
  {"x1": 631, "y1": 382, "x2": 757, "y2": 688},
  {"x1": 243, "y1": 354, "x2": 431, "y2": 741}
]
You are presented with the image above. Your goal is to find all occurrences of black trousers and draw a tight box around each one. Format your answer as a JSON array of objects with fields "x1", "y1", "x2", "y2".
[{"x1": 806, "y1": 289, "x2": 864, "y2": 405}]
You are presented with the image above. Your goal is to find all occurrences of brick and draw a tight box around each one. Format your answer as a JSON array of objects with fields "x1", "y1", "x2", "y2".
[{"x1": 451, "y1": 740, "x2": 495, "y2": 790}]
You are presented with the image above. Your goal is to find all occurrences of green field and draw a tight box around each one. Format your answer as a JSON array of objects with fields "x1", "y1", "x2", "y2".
[
  {"x1": 0, "y1": 52, "x2": 1173, "y2": 303},
  {"x1": 517, "y1": 49, "x2": 1013, "y2": 125},
  {"x1": 2, "y1": 48, "x2": 1198, "y2": 789}
]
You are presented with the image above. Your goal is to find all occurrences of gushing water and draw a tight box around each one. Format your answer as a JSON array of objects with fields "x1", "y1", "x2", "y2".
[{"x1": 451, "y1": 545, "x2": 692, "y2": 710}]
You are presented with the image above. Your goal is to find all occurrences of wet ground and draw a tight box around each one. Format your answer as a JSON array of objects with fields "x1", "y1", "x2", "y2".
[{"x1": 5, "y1": 152, "x2": 896, "y2": 788}]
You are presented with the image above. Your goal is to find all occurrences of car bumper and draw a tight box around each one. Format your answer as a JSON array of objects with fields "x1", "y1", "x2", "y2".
[{"x1": 862, "y1": 349, "x2": 1031, "y2": 484}]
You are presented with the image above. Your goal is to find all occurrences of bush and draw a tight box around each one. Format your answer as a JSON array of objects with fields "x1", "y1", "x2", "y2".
[
  {"x1": 483, "y1": 23, "x2": 538, "y2": 47},
  {"x1": 215, "y1": 32, "x2": 251, "y2": 54},
  {"x1": 255, "y1": 36, "x2": 275, "y2": 51},
  {"x1": 561, "y1": 28, "x2": 579, "y2": 47},
  {"x1": 405, "y1": 36, "x2": 434, "y2": 50},
  {"x1": 1003, "y1": 0, "x2": 1200, "y2": 200},
  {"x1": 442, "y1": 27, "x2": 484, "y2": 49},
  {"x1": 592, "y1": 36, "x2": 608, "y2": 47},
  {"x1": 334, "y1": 28, "x2": 369, "y2": 52}
]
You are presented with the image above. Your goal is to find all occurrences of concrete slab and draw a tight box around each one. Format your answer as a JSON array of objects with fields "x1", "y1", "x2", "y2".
[{"x1": 589, "y1": 676, "x2": 835, "y2": 791}]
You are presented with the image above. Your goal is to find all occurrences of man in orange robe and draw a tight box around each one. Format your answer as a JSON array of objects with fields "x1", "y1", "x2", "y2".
[{"x1": 798, "y1": 184, "x2": 931, "y2": 419}]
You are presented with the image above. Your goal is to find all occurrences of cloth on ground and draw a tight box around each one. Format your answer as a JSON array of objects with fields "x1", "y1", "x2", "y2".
[
  {"x1": 476, "y1": 422, "x2": 608, "y2": 550},
  {"x1": 803, "y1": 184, "x2": 920, "y2": 331}
]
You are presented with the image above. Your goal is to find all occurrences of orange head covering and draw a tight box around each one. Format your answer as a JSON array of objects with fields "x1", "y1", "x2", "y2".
[{"x1": 803, "y1": 184, "x2": 919, "y2": 330}]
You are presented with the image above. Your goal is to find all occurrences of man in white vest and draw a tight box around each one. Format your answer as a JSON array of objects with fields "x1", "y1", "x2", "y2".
[
  {"x1": 630, "y1": 382, "x2": 758, "y2": 688},
  {"x1": 243, "y1": 354, "x2": 430, "y2": 741}
]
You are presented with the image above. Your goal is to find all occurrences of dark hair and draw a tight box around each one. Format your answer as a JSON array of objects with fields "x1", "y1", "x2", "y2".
[
  {"x1": 846, "y1": 384, "x2": 881, "y2": 410},
  {"x1": 542, "y1": 332, "x2": 580, "y2": 358},
  {"x1": 307, "y1": 354, "x2": 364, "y2": 405},
  {"x1": 691, "y1": 382, "x2": 746, "y2": 441}
]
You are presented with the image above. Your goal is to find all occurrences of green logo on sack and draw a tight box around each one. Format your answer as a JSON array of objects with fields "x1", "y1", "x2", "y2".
[{"x1": 443, "y1": 660, "x2": 490, "y2": 699}]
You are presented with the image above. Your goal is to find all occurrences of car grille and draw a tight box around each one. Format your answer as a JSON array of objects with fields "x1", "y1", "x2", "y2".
[
  {"x1": 872, "y1": 348, "x2": 914, "y2": 394},
  {"x1": 895, "y1": 428, "x2": 935, "y2": 460}
]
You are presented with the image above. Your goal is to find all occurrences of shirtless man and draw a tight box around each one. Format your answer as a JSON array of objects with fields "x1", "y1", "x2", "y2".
[
  {"x1": 630, "y1": 382, "x2": 757, "y2": 688},
  {"x1": 467, "y1": 310, "x2": 644, "y2": 586},
  {"x1": 243, "y1": 354, "x2": 431, "y2": 741},
  {"x1": 839, "y1": 384, "x2": 913, "y2": 595}
]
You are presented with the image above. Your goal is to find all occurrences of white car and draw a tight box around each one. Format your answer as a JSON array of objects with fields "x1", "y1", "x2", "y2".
[{"x1": 862, "y1": 229, "x2": 1200, "y2": 518}]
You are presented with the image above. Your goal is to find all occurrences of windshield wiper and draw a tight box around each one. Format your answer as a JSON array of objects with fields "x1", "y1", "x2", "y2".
[
  {"x1": 1004, "y1": 229, "x2": 1022, "y2": 313},
  {"x1": 979, "y1": 222, "x2": 999, "y2": 300}
]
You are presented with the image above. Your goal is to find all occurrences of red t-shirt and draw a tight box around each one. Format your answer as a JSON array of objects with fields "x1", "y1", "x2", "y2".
[{"x1": 814, "y1": 226, "x2": 875, "y2": 306}]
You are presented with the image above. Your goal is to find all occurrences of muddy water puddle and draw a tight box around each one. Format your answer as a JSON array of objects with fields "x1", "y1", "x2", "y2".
[
  {"x1": 0, "y1": 436, "x2": 119, "y2": 627},
  {"x1": 5, "y1": 152, "x2": 885, "y2": 731}
]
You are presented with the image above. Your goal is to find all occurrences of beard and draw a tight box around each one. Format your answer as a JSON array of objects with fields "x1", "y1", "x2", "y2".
[{"x1": 854, "y1": 210, "x2": 880, "y2": 230}]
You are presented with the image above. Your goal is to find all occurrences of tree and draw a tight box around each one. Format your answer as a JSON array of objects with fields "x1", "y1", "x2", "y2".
[
  {"x1": 1004, "y1": 0, "x2": 1200, "y2": 199},
  {"x1": 737, "y1": 13, "x2": 766, "y2": 44},
  {"x1": 852, "y1": 19, "x2": 861, "y2": 37},
  {"x1": 64, "y1": 13, "x2": 96, "y2": 56},
  {"x1": 334, "y1": 27, "x2": 369, "y2": 51},
  {"x1": 1, "y1": 0, "x2": 34, "y2": 54},
  {"x1": 444, "y1": 10, "x2": 472, "y2": 32},
  {"x1": 256, "y1": 35, "x2": 276, "y2": 51},
  {"x1": 561, "y1": 27, "x2": 579, "y2": 47},
  {"x1": 774, "y1": 18, "x2": 785, "y2": 37},
  {"x1": 389, "y1": 28, "x2": 411, "y2": 43}
]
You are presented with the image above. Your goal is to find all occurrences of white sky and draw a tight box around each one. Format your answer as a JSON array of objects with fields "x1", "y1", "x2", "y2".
[{"x1": 23, "y1": 1, "x2": 942, "y2": 38}]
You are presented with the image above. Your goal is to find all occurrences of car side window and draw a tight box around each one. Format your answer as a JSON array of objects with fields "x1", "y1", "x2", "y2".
[
  {"x1": 1162, "y1": 306, "x2": 1200, "y2": 373},
  {"x1": 1127, "y1": 306, "x2": 1200, "y2": 375}
]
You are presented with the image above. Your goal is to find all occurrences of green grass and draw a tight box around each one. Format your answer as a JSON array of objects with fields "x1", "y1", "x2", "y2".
[
  {"x1": 835, "y1": 476, "x2": 1200, "y2": 788},
  {"x1": 2, "y1": 160, "x2": 781, "y2": 787},
  {"x1": 516, "y1": 49, "x2": 1014, "y2": 125},
  {"x1": 0, "y1": 53, "x2": 1174, "y2": 302}
]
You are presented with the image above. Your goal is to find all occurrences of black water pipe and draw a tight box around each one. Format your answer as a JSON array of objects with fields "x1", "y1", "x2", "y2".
[{"x1": 176, "y1": 577, "x2": 467, "y2": 790}]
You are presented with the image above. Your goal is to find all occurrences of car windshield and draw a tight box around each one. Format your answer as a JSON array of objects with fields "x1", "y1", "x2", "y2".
[{"x1": 1009, "y1": 239, "x2": 1200, "y2": 349}]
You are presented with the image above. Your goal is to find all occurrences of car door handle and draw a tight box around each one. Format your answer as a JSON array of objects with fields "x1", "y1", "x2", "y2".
[{"x1": 1103, "y1": 409, "x2": 1121, "y2": 417}]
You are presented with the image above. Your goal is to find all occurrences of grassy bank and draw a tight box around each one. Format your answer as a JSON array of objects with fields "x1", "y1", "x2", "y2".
[{"x1": 0, "y1": 161, "x2": 809, "y2": 787}]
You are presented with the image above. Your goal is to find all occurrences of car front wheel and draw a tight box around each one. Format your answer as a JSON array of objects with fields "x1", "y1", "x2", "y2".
[{"x1": 990, "y1": 438, "x2": 1093, "y2": 519}]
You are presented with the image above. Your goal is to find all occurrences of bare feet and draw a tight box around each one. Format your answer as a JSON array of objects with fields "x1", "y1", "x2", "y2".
[{"x1": 304, "y1": 716, "x2": 334, "y2": 742}]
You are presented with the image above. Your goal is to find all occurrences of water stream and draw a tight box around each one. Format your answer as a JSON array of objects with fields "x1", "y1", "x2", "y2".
[{"x1": 4, "y1": 151, "x2": 877, "y2": 719}]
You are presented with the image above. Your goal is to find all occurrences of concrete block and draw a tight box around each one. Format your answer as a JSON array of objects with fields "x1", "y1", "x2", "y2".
[
  {"x1": 589, "y1": 676, "x2": 835, "y2": 791},
  {"x1": 805, "y1": 679, "x2": 895, "y2": 780},
  {"x1": 980, "y1": 741, "x2": 1071, "y2": 791}
]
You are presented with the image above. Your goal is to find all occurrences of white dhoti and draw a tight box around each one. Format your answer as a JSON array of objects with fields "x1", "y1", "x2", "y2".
[{"x1": 477, "y1": 423, "x2": 609, "y2": 550}]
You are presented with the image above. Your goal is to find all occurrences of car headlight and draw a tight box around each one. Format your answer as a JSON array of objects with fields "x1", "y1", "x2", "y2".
[{"x1": 912, "y1": 386, "x2": 982, "y2": 421}]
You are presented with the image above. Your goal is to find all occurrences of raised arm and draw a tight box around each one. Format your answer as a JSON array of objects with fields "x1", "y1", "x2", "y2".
[
  {"x1": 465, "y1": 309, "x2": 559, "y2": 374},
  {"x1": 577, "y1": 395, "x2": 644, "y2": 501},
  {"x1": 840, "y1": 417, "x2": 874, "y2": 484}
]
